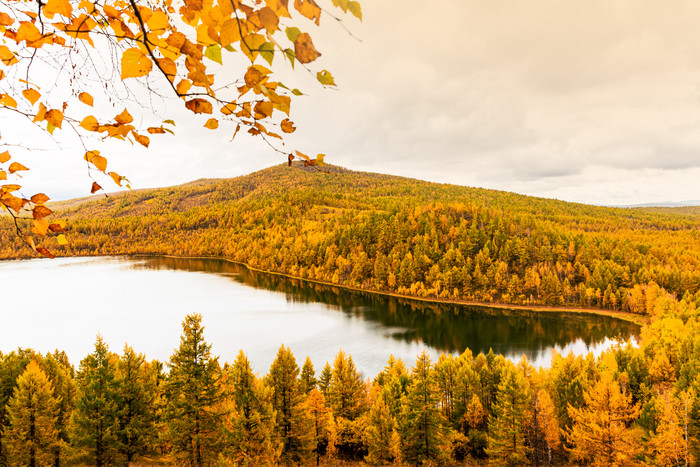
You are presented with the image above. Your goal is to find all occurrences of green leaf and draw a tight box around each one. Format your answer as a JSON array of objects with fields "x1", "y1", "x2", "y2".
[
  {"x1": 205, "y1": 44, "x2": 223, "y2": 64},
  {"x1": 260, "y1": 42, "x2": 275, "y2": 65},
  {"x1": 316, "y1": 70, "x2": 336, "y2": 86},
  {"x1": 163, "y1": 128, "x2": 175, "y2": 135},
  {"x1": 47, "y1": 122, "x2": 56, "y2": 135},
  {"x1": 348, "y1": 1, "x2": 362, "y2": 20},
  {"x1": 285, "y1": 27, "x2": 301, "y2": 44},
  {"x1": 284, "y1": 48, "x2": 295, "y2": 69},
  {"x1": 332, "y1": 0, "x2": 349, "y2": 12},
  {"x1": 163, "y1": 119, "x2": 176, "y2": 125},
  {"x1": 223, "y1": 44, "x2": 236, "y2": 52},
  {"x1": 292, "y1": 88, "x2": 304, "y2": 96}
]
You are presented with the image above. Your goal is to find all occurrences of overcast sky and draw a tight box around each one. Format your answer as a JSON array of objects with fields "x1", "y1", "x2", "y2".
[{"x1": 6, "y1": 0, "x2": 700, "y2": 205}]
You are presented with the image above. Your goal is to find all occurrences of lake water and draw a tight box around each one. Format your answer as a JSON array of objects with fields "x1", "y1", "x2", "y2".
[{"x1": 0, "y1": 256, "x2": 639, "y2": 377}]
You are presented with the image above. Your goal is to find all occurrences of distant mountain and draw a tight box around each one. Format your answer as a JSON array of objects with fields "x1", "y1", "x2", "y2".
[{"x1": 3, "y1": 162, "x2": 700, "y2": 314}]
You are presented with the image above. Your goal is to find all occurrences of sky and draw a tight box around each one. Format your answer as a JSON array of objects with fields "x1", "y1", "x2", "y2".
[{"x1": 5, "y1": 0, "x2": 700, "y2": 205}]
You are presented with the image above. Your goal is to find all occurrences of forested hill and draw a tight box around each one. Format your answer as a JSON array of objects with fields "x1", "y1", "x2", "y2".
[{"x1": 3, "y1": 162, "x2": 700, "y2": 315}]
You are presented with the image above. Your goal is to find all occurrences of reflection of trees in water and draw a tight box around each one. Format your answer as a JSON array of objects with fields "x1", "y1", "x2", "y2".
[{"x1": 133, "y1": 256, "x2": 640, "y2": 356}]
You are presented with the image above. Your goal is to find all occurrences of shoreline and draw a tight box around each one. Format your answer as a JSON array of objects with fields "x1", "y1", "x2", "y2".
[
  {"x1": 145, "y1": 253, "x2": 649, "y2": 327},
  {"x1": 2, "y1": 252, "x2": 649, "y2": 326}
]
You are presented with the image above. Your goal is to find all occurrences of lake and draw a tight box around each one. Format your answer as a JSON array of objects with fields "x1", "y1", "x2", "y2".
[{"x1": 0, "y1": 256, "x2": 639, "y2": 377}]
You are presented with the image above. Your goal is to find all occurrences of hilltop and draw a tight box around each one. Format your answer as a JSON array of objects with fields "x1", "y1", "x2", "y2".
[{"x1": 3, "y1": 162, "x2": 700, "y2": 316}]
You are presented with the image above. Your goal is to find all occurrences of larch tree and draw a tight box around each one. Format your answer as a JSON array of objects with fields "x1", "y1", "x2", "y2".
[
  {"x1": 164, "y1": 313, "x2": 222, "y2": 466},
  {"x1": 301, "y1": 387, "x2": 336, "y2": 466},
  {"x1": 40, "y1": 351, "x2": 76, "y2": 467},
  {"x1": 300, "y1": 355, "x2": 317, "y2": 395},
  {"x1": 3, "y1": 361, "x2": 60, "y2": 467},
  {"x1": 566, "y1": 371, "x2": 641, "y2": 467},
  {"x1": 362, "y1": 388, "x2": 400, "y2": 466},
  {"x1": 399, "y1": 350, "x2": 450, "y2": 465},
  {"x1": 485, "y1": 364, "x2": 531, "y2": 466},
  {"x1": 0, "y1": 0, "x2": 361, "y2": 256},
  {"x1": 70, "y1": 336, "x2": 122, "y2": 467}
]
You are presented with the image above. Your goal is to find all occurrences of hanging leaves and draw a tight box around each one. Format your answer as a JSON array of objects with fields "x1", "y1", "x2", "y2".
[{"x1": 121, "y1": 48, "x2": 153, "y2": 79}]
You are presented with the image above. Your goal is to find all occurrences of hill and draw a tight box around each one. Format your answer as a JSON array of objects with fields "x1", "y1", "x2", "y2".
[{"x1": 3, "y1": 162, "x2": 700, "y2": 315}]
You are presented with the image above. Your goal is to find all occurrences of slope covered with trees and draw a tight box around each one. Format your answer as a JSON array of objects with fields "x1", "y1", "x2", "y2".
[{"x1": 3, "y1": 162, "x2": 700, "y2": 316}]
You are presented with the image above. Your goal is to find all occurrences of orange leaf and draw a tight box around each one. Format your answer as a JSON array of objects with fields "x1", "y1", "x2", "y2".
[
  {"x1": 49, "y1": 223, "x2": 65, "y2": 232},
  {"x1": 30, "y1": 193, "x2": 50, "y2": 204},
  {"x1": 147, "y1": 127, "x2": 166, "y2": 134},
  {"x1": 8, "y1": 162, "x2": 29, "y2": 174},
  {"x1": 43, "y1": 0, "x2": 72, "y2": 18},
  {"x1": 204, "y1": 118, "x2": 218, "y2": 129},
  {"x1": 108, "y1": 171, "x2": 123, "y2": 186},
  {"x1": 35, "y1": 247, "x2": 55, "y2": 258},
  {"x1": 1, "y1": 193, "x2": 27, "y2": 213},
  {"x1": 33, "y1": 103, "x2": 47, "y2": 122},
  {"x1": 45, "y1": 109, "x2": 63, "y2": 129},
  {"x1": 133, "y1": 132, "x2": 150, "y2": 147},
  {"x1": 17, "y1": 22, "x2": 42, "y2": 43},
  {"x1": 185, "y1": 99, "x2": 213, "y2": 114},
  {"x1": 294, "y1": 33, "x2": 321, "y2": 64},
  {"x1": 0, "y1": 151, "x2": 10, "y2": 163},
  {"x1": 84, "y1": 150, "x2": 108, "y2": 172},
  {"x1": 121, "y1": 48, "x2": 153, "y2": 79},
  {"x1": 294, "y1": 0, "x2": 321, "y2": 25},
  {"x1": 253, "y1": 101, "x2": 273, "y2": 119},
  {"x1": 0, "y1": 45, "x2": 18, "y2": 65},
  {"x1": 0, "y1": 171, "x2": 5, "y2": 180},
  {"x1": 79, "y1": 116, "x2": 99, "y2": 131},
  {"x1": 281, "y1": 118, "x2": 296, "y2": 133},
  {"x1": 79, "y1": 92, "x2": 93, "y2": 106},
  {"x1": 157, "y1": 57, "x2": 177, "y2": 81},
  {"x1": 31, "y1": 219, "x2": 49, "y2": 236},
  {"x1": 90, "y1": 181, "x2": 102, "y2": 194},
  {"x1": 115, "y1": 109, "x2": 134, "y2": 124},
  {"x1": 22, "y1": 89, "x2": 41, "y2": 105},
  {"x1": 0, "y1": 94, "x2": 17, "y2": 108},
  {"x1": 258, "y1": 7, "x2": 279, "y2": 32},
  {"x1": 32, "y1": 205, "x2": 53, "y2": 219},
  {"x1": 176, "y1": 79, "x2": 192, "y2": 95}
]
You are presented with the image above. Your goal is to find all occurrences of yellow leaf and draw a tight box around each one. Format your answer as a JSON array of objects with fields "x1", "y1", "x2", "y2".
[
  {"x1": 30, "y1": 193, "x2": 50, "y2": 204},
  {"x1": 22, "y1": 89, "x2": 41, "y2": 105},
  {"x1": 316, "y1": 154, "x2": 325, "y2": 166},
  {"x1": 57, "y1": 234, "x2": 68, "y2": 245},
  {"x1": 108, "y1": 171, "x2": 123, "y2": 186},
  {"x1": 45, "y1": 109, "x2": 63, "y2": 129},
  {"x1": 33, "y1": 103, "x2": 47, "y2": 122},
  {"x1": 204, "y1": 118, "x2": 218, "y2": 129},
  {"x1": 8, "y1": 162, "x2": 29, "y2": 174},
  {"x1": 84, "y1": 150, "x2": 108, "y2": 172},
  {"x1": 294, "y1": 0, "x2": 321, "y2": 25},
  {"x1": 147, "y1": 10, "x2": 169, "y2": 31},
  {"x1": 79, "y1": 116, "x2": 99, "y2": 131},
  {"x1": 176, "y1": 79, "x2": 192, "y2": 95},
  {"x1": 294, "y1": 33, "x2": 321, "y2": 64},
  {"x1": 31, "y1": 219, "x2": 49, "y2": 236},
  {"x1": 253, "y1": 101, "x2": 273, "y2": 119},
  {"x1": 258, "y1": 7, "x2": 279, "y2": 32},
  {"x1": 221, "y1": 103, "x2": 237, "y2": 115},
  {"x1": 79, "y1": 92, "x2": 93, "y2": 106},
  {"x1": 121, "y1": 48, "x2": 153, "y2": 79}
]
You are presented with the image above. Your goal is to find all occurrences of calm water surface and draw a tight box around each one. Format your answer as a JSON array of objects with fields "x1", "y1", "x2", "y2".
[{"x1": 0, "y1": 256, "x2": 639, "y2": 376}]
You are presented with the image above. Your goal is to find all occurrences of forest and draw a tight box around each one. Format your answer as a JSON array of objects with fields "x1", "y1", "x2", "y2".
[
  {"x1": 3, "y1": 163, "x2": 700, "y2": 316},
  {"x1": 1, "y1": 289, "x2": 698, "y2": 466}
]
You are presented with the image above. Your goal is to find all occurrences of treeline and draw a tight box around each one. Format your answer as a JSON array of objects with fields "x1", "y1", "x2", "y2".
[
  {"x1": 2, "y1": 163, "x2": 700, "y2": 314},
  {"x1": 2, "y1": 294, "x2": 699, "y2": 466}
]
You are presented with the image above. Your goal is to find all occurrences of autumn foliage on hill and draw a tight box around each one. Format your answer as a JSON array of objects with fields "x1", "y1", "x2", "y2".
[{"x1": 3, "y1": 163, "x2": 700, "y2": 315}]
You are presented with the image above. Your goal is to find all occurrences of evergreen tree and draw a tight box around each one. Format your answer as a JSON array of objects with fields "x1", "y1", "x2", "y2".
[
  {"x1": 300, "y1": 356, "x2": 317, "y2": 395},
  {"x1": 41, "y1": 351, "x2": 75, "y2": 467},
  {"x1": 4, "y1": 361, "x2": 60, "y2": 467},
  {"x1": 363, "y1": 390, "x2": 400, "y2": 465},
  {"x1": 486, "y1": 364, "x2": 531, "y2": 466},
  {"x1": 219, "y1": 351, "x2": 277, "y2": 464},
  {"x1": 566, "y1": 371, "x2": 641, "y2": 466},
  {"x1": 116, "y1": 345, "x2": 155, "y2": 462},
  {"x1": 266, "y1": 344, "x2": 313, "y2": 464},
  {"x1": 164, "y1": 314, "x2": 221, "y2": 466},
  {"x1": 400, "y1": 350, "x2": 450, "y2": 465},
  {"x1": 70, "y1": 336, "x2": 122, "y2": 467}
]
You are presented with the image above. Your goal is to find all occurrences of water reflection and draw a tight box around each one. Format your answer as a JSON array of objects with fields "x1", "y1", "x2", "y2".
[{"x1": 133, "y1": 256, "x2": 640, "y2": 364}]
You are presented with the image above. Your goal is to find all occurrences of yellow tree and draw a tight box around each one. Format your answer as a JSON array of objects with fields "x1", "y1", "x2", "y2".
[
  {"x1": 566, "y1": 371, "x2": 642, "y2": 467},
  {"x1": 0, "y1": 0, "x2": 361, "y2": 255},
  {"x1": 650, "y1": 389, "x2": 695, "y2": 467}
]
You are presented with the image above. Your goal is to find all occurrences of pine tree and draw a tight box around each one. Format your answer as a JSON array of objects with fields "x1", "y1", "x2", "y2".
[
  {"x1": 40, "y1": 351, "x2": 75, "y2": 467},
  {"x1": 4, "y1": 361, "x2": 60, "y2": 467},
  {"x1": 300, "y1": 356, "x2": 318, "y2": 395},
  {"x1": 219, "y1": 351, "x2": 277, "y2": 465},
  {"x1": 266, "y1": 344, "x2": 313, "y2": 464},
  {"x1": 566, "y1": 371, "x2": 641, "y2": 466},
  {"x1": 486, "y1": 364, "x2": 531, "y2": 466},
  {"x1": 116, "y1": 345, "x2": 155, "y2": 462},
  {"x1": 363, "y1": 390, "x2": 400, "y2": 465},
  {"x1": 70, "y1": 336, "x2": 122, "y2": 467},
  {"x1": 164, "y1": 314, "x2": 221, "y2": 466},
  {"x1": 400, "y1": 350, "x2": 450, "y2": 465}
]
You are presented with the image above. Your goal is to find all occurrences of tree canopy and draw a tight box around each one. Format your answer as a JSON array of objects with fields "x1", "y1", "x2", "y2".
[{"x1": 0, "y1": 0, "x2": 360, "y2": 256}]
